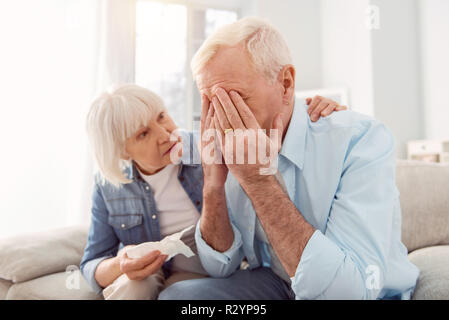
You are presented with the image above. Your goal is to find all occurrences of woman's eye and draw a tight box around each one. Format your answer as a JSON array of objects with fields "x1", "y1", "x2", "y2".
[
  {"x1": 159, "y1": 112, "x2": 165, "y2": 120},
  {"x1": 139, "y1": 131, "x2": 148, "y2": 139}
]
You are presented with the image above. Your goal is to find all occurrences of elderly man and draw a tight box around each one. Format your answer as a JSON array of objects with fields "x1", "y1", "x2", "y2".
[{"x1": 159, "y1": 17, "x2": 419, "y2": 300}]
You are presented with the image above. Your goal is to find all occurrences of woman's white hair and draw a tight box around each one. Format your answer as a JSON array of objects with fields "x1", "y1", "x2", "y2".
[
  {"x1": 86, "y1": 84, "x2": 165, "y2": 187},
  {"x1": 191, "y1": 16, "x2": 293, "y2": 83}
]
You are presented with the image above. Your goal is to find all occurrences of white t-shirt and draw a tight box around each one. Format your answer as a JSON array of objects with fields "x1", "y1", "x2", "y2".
[{"x1": 138, "y1": 164, "x2": 207, "y2": 275}]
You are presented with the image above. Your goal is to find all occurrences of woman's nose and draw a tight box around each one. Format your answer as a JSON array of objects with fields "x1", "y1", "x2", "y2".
[{"x1": 155, "y1": 123, "x2": 172, "y2": 142}]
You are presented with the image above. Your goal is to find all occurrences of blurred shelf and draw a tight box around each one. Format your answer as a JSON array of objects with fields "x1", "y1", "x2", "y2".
[{"x1": 407, "y1": 140, "x2": 449, "y2": 163}]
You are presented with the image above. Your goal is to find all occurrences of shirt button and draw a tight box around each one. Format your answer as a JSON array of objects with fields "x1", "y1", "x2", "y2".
[
  {"x1": 152, "y1": 215, "x2": 157, "y2": 220},
  {"x1": 145, "y1": 186, "x2": 150, "y2": 190},
  {"x1": 179, "y1": 176, "x2": 185, "y2": 182},
  {"x1": 121, "y1": 224, "x2": 126, "y2": 229},
  {"x1": 195, "y1": 200, "x2": 200, "y2": 206}
]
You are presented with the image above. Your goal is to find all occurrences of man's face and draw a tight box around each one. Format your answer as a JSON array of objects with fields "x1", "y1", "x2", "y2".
[{"x1": 196, "y1": 44, "x2": 285, "y2": 131}]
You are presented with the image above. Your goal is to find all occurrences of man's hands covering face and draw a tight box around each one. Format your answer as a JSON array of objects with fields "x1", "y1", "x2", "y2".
[
  {"x1": 202, "y1": 88, "x2": 283, "y2": 188},
  {"x1": 199, "y1": 93, "x2": 229, "y2": 189},
  {"x1": 199, "y1": 89, "x2": 348, "y2": 189}
]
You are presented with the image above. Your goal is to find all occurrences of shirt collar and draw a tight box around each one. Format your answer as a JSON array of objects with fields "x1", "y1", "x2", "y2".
[
  {"x1": 279, "y1": 97, "x2": 308, "y2": 170},
  {"x1": 127, "y1": 161, "x2": 143, "y2": 182}
]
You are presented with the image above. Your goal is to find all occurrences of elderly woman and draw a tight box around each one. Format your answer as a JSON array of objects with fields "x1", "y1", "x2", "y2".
[
  {"x1": 79, "y1": 83, "x2": 344, "y2": 300},
  {"x1": 80, "y1": 84, "x2": 209, "y2": 300}
]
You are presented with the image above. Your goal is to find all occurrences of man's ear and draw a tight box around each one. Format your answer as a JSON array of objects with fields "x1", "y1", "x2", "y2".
[{"x1": 278, "y1": 64, "x2": 295, "y2": 106}]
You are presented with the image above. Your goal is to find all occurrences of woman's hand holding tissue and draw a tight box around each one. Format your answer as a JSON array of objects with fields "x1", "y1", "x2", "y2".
[
  {"x1": 118, "y1": 247, "x2": 168, "y2": 281},
  {"x1": 95, "y1": 227, "x2": 193, "y2": 287}
]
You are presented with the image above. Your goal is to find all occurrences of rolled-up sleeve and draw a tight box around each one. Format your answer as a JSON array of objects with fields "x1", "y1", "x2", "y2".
[
  {"x1": 195, "y1": 218, "x2": 244, "y2": 278},
  {"x1": 80, "y1": 182, "x2": 120, "y2": 295},
  {"x1": 291, "y1": 122, "x2": 397, "y2": 300},
  {"x1": 80, "y1": 255, "x2": 114, "y2": 295}
]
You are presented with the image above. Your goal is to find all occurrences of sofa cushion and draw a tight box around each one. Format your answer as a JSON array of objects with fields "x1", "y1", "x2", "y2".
[
  {"x1": 408, "y1": 245, "x2": 449, "y2": 300},
  {"x1": 6, "y1": 270, "x2": 103, "y2": 300},
  {"x1": 0, "y1": 278, "x2": 12, "y2": 300},
  {"x1": 0, "y1": 225, "x2": 89, "y2": 283},
  {"x1": 396, "y1": 160, "x2": 449, "y2": 252}
]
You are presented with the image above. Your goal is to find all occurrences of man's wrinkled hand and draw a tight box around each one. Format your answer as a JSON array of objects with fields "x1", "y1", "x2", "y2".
[
  {"x1": 210, "y1": 88, "x2": 282, "y2": 186},
  {"x1": 199, "y1": 94, "x2": 229, "y2": 190}
]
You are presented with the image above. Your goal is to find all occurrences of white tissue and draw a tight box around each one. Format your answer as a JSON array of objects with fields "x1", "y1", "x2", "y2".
[{"x1": 126, "y1": 225, "x2": 195, "y2": 261}]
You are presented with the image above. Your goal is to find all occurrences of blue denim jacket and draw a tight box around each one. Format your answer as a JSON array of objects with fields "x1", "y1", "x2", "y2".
[{"x1": 80, "y1": 130, "x2": 203, "y2": 294}]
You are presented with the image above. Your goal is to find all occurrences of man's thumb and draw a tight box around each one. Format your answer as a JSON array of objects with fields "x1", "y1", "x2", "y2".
[
  {"x1": 272, "y1": 114, "x2": 283, "y2": 150},
  {"x1": 273, "y1": 114, "x2": 283, "y2": 131}
]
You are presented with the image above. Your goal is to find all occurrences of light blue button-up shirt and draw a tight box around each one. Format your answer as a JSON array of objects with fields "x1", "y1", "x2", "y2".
[{"x1": 195, "y1": 99, "x2": 419, "y2": 300}]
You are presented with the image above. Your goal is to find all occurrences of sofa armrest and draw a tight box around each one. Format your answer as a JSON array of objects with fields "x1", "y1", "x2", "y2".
[
  {"x1": 0, "y1": 225, "x2": 89, "y2": 283},
  {"x1": 396, "y1": 160, "x2": 449, "y2": 253}
]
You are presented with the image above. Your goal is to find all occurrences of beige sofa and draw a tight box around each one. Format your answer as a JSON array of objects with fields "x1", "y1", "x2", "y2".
[{"x1": 1, "y1": 160, "x2": 448, "y2": 300}]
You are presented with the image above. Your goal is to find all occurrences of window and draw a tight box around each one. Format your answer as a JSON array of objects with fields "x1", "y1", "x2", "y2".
[{"x1": 135, "y1": 0, "x2": 239, "y2": 131}]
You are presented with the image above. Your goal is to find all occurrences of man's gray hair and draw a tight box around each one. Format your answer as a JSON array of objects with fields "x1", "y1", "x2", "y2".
[{"x1": 191, "y1": 16, "x2": 293, "y2": 83}]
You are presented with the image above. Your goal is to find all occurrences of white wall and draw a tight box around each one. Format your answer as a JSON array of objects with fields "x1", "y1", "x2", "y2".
[
  {"x1": 248, "y1": 0, "x2": 322, "y2": 90},
  {"x1": 0, "y1": 0, "x2": 98, "y2": 237},
  {"x1": 419, "y1": 0, "x2": 449, "y2": 140},
  {"x1": 370, "y1": 0, "x2": 424, "y2": 157},
  {"x1": 320, "y1": 0, "x2": 374, "y2": 116}
]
